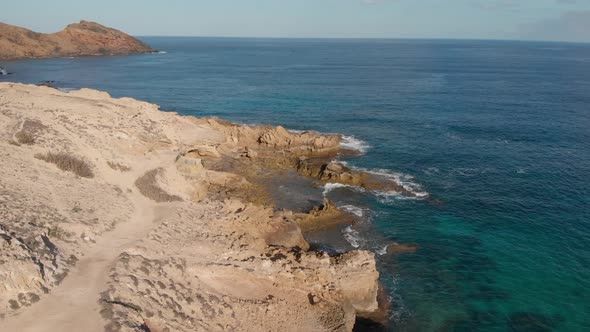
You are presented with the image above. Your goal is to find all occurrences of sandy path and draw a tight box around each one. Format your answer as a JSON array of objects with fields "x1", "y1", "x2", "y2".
[
  {"x1": 1, "y1": 192, "x2": 157, "y2": 332},
  {"x1": 0, "y1": 149, "x2": 179, "y2": 332}
]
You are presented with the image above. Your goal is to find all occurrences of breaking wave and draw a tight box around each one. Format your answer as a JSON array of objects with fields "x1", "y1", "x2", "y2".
[
  {"x1": 365, "y1": 168, "x2": 429, "y2": 198},
  {"x1": 376, "y1": 245, "x2": 389, "y2": 256},
  {"x1": 287, "y1": 129, "x2": 307, "y2": 134},
  {"x1": 342, "y1": 226, "x2": 365, "y2": 248},
  {"x1": 322, "y1": 167, "x2": 428, "y2": 200},
  {"x1": 322, "y1": 183, "x2": 364, "y2": 196},
  {"x1": 375, "y1": 191, "x2": 424, "y2": 204},
  {"x1": 339, "y1": 204, "x2": 365, "y2": 218},
  {"x1": 340, "y1": 135, "x2": 371, "y2": 154},
  {"x1": 337, "y1": 163, "x2": 429, "y2": 199}
]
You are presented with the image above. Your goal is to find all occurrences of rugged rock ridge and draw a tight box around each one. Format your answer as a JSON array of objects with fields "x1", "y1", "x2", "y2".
[
  {"x1": 0, "y1": 20, "x2": 154, "y2": 60},
  {"x1": 204, "y1": 118, "x2": 342, "y2": 156},
  {"x1": 100, "y1": 201, "x2": 378, "y2": 332},
  {"x1": 0, "y1": 83, "x2": 380, "y2": 331},
  {"x1": 296, "y1": 157, "x2": 415, "y2": 195}
]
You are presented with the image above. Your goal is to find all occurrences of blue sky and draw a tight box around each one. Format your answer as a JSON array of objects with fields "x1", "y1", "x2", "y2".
[{"x1": 1, "y1": 0, "x2": 589, "y2": 42}]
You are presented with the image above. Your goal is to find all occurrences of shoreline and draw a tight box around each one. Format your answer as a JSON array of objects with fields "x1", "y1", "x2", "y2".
[
  {"x1": 0, "y1": 21, "x2": 155, "y2": 61},
  {"x1": 0, "y1": 82, "x2": 397, "y2": 331}
]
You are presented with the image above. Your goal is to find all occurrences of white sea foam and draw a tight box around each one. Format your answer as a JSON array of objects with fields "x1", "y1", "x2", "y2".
[
  {"x1": 375, "y1": 190, "x2": 402, "y2": 201},
  {"x1": 376, "y1": 245, "x2": 388, "y2": 256},
  {"x1": 342, "y1": 226, "x2": 365, "y2": 248},
  {"x1": 322, "y1": 183, "x2": 347, "y2": 196},
  {"x1": 340, "y1": 135, "x2": 370, "y2": 154},
  {"x1": 363, "y1": 168, "x2": 429, "y2": 198},
  {"x1": 238, "y1": 122, "x2": 263, "y2": 128},
  {"x1": 338, "y1": 160, "x2": 350, "y2": 167},
  {"x1": 323, "y1": 163, "x2": 429, "y2": 199},
  {"x1": 321, "y1": 183, "x2": 363, "y2": 196},
  {"x1": 339, "y1": 205, "x2": 364, "y2": 218},
  {"x1": 384, "y1": 273, "x2": 405, "y2": 322},
  {"x1": 287, "y1": 129, "x2": 307, "y2": 134},
  {"x1": 376, "y1": 190, "x2": 426, "y2": 204},
  {"x1": 58, "y1": 87, "x2": 77, "y2": 93}
]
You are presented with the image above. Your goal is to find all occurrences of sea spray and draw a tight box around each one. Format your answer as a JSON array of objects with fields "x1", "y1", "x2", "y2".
[
  {"x1": 366, "y1": 169, "x2": 428, "y2": 198},
  {"x1": 287, "y1": 129, "x2": 307, "y2": 134},
  {"x1": 339, "y1": 204, "x2": 365, "y2": 218},
  {"x1": 342, "y1": 225, "x2": 366, "y2": 248},
  {"x1": 334, "y1": 162, "x2": 429, "y2": 199},
  {"x1": 376, "y1": 245, "x2": 389, "y2": 256},
  {"x1": 322, "y1": 183, "x2": 365, "y2": 196},
  {"x1": 340, "y1": 135, "x2": 371, "y2": 154}
]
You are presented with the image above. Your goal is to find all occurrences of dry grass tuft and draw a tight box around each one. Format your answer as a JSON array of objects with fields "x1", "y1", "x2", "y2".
[
  {"x1": 15, "y1": 131, "x2": 35, "y2": 145},
  {"x1": 15, "y1": 119, "x2": 47, "y2": 145},
  {"x1": 135, "y1": 168, "x2": 182, "y2": 202},
  {"x1": 22, "y1": 119, "x2": 48, "y2": 134},
  {"x1": 107, "y1": 161, "x2": 131, "y2": 172},
  {"x1": 35, "y1": 152, "x2": 94, "y2": 178},
  {"x1": 48, "y1": 225, "x2": 72, "y2": 240}
]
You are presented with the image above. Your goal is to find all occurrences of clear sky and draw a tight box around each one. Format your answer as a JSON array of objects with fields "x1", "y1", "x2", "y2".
[{"x1": 1, "y1": 0, "x2": 589, "y2": 42}]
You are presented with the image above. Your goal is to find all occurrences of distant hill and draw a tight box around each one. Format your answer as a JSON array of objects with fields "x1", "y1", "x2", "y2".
[{"x1": 0, "y1": 20, "x2": 154, "y2": 60}]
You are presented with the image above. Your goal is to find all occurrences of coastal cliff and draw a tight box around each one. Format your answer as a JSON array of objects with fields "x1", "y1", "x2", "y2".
[
  {"x1": 0, "y1": 21, "x2": 154, "y2": 60},
  {"x1": 0, "y1": 83, "x2": 380, "y2": 331}
]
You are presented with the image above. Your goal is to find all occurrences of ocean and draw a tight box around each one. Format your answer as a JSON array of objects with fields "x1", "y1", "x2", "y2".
[{"x1": 2, "y1": 37, "x2": 589, "y2": 331}]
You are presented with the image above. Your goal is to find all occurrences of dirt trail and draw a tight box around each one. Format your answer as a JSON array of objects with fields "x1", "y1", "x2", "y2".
[
  {"x1": 0, "y1": 150, "x2": 177, "y2": 332},
  {"x1": 1, "y1": 192, "x2": 158, "y2": 332},
  {"x1": 0, "y1": 84, "x2": 381, "y2": 332}
]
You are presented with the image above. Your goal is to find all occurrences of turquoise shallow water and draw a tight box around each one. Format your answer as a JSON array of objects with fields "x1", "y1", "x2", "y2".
[{"x1": 2, "y1": 38, "x2": 590, "y2": 331}]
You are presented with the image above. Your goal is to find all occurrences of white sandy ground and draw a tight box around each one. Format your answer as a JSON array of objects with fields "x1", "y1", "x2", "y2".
[
  {"x1": 0, "y1": 83, "x2": 380, "y2": 332},
  {"x1": 1, "y1": 195, "x2": 155, "y2": 331},
  {"x1": 1, "y1": 153, "x2": 169, "y2": 331}
]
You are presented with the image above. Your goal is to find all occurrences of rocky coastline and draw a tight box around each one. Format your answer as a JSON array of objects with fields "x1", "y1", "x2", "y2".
[
  {"x1": 0, "y1": 21, "x2": 154, "y2": 61},
  {"x1": 0, "y1": 83, "x2": 399, "y2": 331}
]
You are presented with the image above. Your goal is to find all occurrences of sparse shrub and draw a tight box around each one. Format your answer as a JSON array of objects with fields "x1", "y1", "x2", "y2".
[
  {"x1": 22, "y1": 119, "x2": 47, "y2": 133},
  {"x1": 35, "y1": 152, "x2": 94, "y2": 178},
  {"x1": 48, "y1": 225, "x2": 71, "y2": 240},
  {"x1": 135, "y1": 168, "x2": 182, "y2": 202},
  {"x1": 107, "y1": 161, "x2": 131, "y2": 172},
  {"x1": 13, "y1": 119, "x2": 47, "y2": 145},
  {"x1": 15, "y1": 131, "x2": 35, "y2": 145}
]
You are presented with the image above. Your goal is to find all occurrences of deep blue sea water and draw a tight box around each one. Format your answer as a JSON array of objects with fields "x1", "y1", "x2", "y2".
[{"x1": 2, "y1": 38, "x2": 590, "y2": 331}]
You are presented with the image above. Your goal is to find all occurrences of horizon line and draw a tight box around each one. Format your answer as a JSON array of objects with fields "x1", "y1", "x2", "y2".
[{"x1": 135, "y1": 35, "x2": 590, "y2": 45}]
